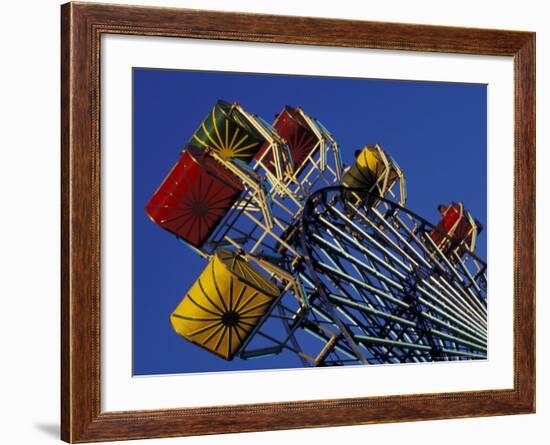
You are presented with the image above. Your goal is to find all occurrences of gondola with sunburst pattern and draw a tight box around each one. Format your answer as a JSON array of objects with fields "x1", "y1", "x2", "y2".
[
  {"x1": 189, "y1": 100, "x2": 266, "y2": 163},
  {"x1": 145, "y1": 146, "x2": 244, "y2": 248},
  {"x1": 170, "y1": 249, "x2": 281, "y2": 360}
]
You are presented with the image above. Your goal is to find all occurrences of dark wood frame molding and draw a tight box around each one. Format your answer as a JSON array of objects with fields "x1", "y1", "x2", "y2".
[{"x1": 61, "y1": 2, "x2": 536, "y2": 442}]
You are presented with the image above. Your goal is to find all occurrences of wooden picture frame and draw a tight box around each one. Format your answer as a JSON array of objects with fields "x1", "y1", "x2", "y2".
[{"x1": 61, "y1": 2, "x2": 535, "y2": 442}]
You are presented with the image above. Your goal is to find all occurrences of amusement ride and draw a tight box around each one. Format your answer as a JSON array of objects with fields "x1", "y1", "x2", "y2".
[{"x1": 145, "y1": 100, "x2": 487, "y2": 367}]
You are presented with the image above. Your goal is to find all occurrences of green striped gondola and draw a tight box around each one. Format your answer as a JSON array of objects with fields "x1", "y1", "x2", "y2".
[{"x1": 189, "y1": 100, "x2": 265, "y2": 164}]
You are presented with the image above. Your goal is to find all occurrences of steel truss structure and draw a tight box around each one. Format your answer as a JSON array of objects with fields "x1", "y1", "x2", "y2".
[{"x1": 146, "y1": 100, "x2": 487, "y2": 368}]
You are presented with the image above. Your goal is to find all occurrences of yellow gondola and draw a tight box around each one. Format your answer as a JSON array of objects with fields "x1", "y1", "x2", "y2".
[
  {"x1": 170, "y1": 249, "x2": 280, "y2": 360},
  {"x1": 342, "y1": 144, "x2": 405, "y2": 206}
]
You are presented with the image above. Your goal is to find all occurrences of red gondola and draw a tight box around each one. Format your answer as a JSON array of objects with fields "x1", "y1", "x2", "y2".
[
  {"x1": 430, "y1": 202, "x2": 481, "y2": 255},
  {"x1": 256, "y1": 106, "x2": 317, "y2": 173},
  {"x1": 145, "y1": 147, "x2": 244, "y2": 248}
]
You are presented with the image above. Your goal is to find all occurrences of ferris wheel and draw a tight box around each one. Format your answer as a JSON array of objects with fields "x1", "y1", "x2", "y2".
[{"x1": 145, "y1": 99, "x2": 487, "y2": 368}]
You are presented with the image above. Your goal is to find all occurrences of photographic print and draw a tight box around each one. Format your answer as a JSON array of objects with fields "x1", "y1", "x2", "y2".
[{"x1": 133, "y1": 68, "x2": 487, "y2": 376}]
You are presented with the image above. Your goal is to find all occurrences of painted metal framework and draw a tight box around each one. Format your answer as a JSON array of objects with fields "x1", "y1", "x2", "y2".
[{"x1": 233, "y1": 186, "x2": 486, "y2": 365}]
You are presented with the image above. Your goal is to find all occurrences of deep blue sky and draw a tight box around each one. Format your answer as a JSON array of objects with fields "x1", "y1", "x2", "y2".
[{"x1": 133, "y1": 68, "x2": 487, "y2": 376}]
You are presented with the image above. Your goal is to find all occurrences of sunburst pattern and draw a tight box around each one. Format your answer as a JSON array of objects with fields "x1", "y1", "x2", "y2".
[
  {"x1": 170, "y1": 249, "x2": 280, "y2": 360},
  {"x1": 255, "y1": 106, "x2": 318, "y2": 173},
  {"x1": 189, "y1": 100, "x2": 264, "y2": 163},
  {"x1": 278, "y1": 107, "x2": 317, "y2": 168},
  {"x1": 145, "y1": 148, "x2": 244, "y2": 248}
]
